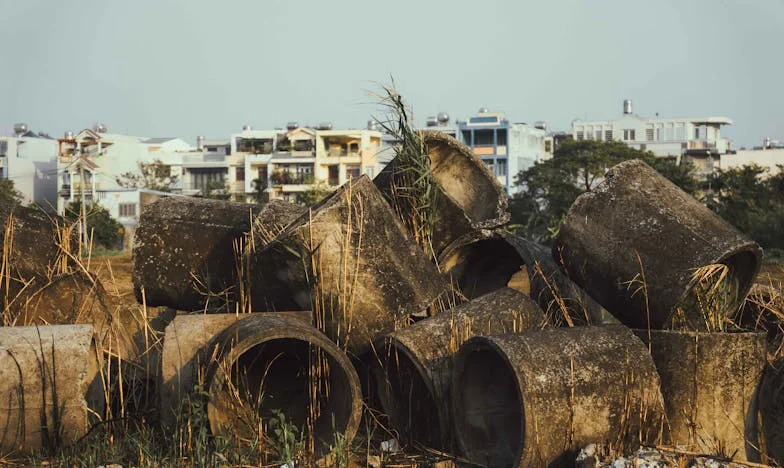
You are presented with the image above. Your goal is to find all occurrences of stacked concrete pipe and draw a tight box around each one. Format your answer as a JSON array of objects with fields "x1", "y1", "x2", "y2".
[
  {"x1": 554, "y1": 159, "x2": 762, "y2": 330},
  {"x1": 452, "y1": 326, "x2": 664, "y2": 467},
  {"x1": 160, "y1": 313, "x2": 362, "y2": 460},
  {"x1": 0, "y1": 324, "x2": 104, "y2": 455},
  {"x1": 367, "y1": 288, "x2": 546, "y2": 450}
]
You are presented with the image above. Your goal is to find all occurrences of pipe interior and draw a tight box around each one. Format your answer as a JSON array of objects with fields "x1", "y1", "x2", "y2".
[
  {"x1": 374, "y1": 346, "x2": 441, "y2": 448},
  {"x1": 229, "y1": 338, "x2": 353, "y2": 454},
  {"x1": 455, "y1": 345, "x2": 522, "y2": 468},
  {"x1": 443, "y1": 238, "x2": 525, "y2": 299}
]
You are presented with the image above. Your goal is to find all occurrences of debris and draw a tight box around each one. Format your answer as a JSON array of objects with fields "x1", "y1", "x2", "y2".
[
  {"x1": 635, "y1": 330, "x2": 766, "y2": 462},
  {"x1": 380, "y1": 438, "x2": 400, "y2": 453},
  {"x1": 0, "y1": 324, "x2": 104, "y2": 454},
  {"x1": 554, "y1": 159, "x2": 762, "y2": 330},
  {"x1": 367, "y1": 288, "x2": 545, "y2": 450},
  {"x1": 452, "y1": 326, "x2": 664, "y2": 467},
  {"x1": 249, "y1": 176, "x2": 450, "y2": 355}
]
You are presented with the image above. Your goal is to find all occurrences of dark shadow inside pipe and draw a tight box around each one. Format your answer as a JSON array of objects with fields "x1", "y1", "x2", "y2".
[
  {"x1": 454, "y1": 345, "x2": 522, "y2": 468},
  {"x1": 442, "y1": 238, "x2": 525, "y2": 299},
  {"x1": 229, "y1": 338, "x2": 353, "y2": 454},
  {"x1": 373, "y1": 346, "x2": 442, "y2": 448},
  {"x1": 724, "y1": 250, "x2": 762, "y2": 297}
]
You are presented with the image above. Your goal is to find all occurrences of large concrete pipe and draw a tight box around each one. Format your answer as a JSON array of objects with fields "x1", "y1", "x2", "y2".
[
  {"x1": 732, "y1": 283, "x2": 783, "y2": 349},
  {"x1": 160, "y1": 313, "x2": 361, "y2": 459},
  {"x1": 0, "y1": 324, "x2": 104, "y2": 455},
  {"x1": 133, "y1": 198, "x2": 303, "y2": 312},
  {"x1": 250, "y1": 176, "x2": 449, "y2": 356},
  {"x1": 635, "y1": 330, "x2": 766, "y2": 463},
  {"x1": 375, "y1": 131, "x2": 509, "y2": 258},
  {"x1": 1, "y1": 204, "x2": 71, "y2": 300},
  {"x1": 759, "y1": 357, "x2": 784, "y2": 466},
  {"x1": 452, "y1": 326, "x2": 664, "y2": 467},
  {"x1": 554, "y1": 159, "x2": 762, "y2": 330},
  {"x1": 438, "y1": 231, "x2": 606, "y2": 325},
  {"x1": 368, "y1": 288, "x2": 546, "y2": 451}
]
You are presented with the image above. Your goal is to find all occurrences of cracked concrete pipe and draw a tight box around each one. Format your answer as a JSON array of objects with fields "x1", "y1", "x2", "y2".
[
  {"x1": 368, "y1": 288, "x2": 546, "y2": 451},
  {"x1": 635, "y1": 330, "x2": 766, "y2": 463},
  {"x1": 162, "y1": 313, "x2": 362, "y2": 457},
  {"x1": 375, "y1": 131, "x2": 509, "y2": 257},
  {"x1": 452, "y1": 326, "x2": 664, "y2": 467},
  {"x1": 250, "y1": 175, "x2": 449, "y2": 356},
  {"x1": 133, "y1": 197, "x2": 304, "y2": 312},
  {"x1": 0, "y1": 324, "x2": 104, "y2": 455},
  {"x1": 554, "y1": 159, "x2": 762, "y2": 330}
]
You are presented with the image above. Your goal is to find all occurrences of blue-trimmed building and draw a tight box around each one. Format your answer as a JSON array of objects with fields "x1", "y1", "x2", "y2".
[{"x1": 456, "y1": 109, "x2": 551, "y2": 195}]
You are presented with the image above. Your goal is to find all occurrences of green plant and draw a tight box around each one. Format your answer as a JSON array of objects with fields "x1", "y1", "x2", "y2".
[
  {"x1": 0, "y1": 179, "x2": 23, "y2": 206},
  {"x1": 115, "y1": 159, "x2": 178, "y2": 192},
  {"x1": 64, "y1": 201, "x2": 123, "y2": 251},
  {"x1": 268, "y1": 409, "x2": 304, "y2": 464}
]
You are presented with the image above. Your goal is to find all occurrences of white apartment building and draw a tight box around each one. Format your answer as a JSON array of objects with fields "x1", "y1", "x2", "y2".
[
  {"x1": 0, "y1": 124, "x2": 59, "y2": 209},
  {"x1": 720, "y1": 147, "x2": 784, "y2": 176},
  {"x1": 572, "y1": 100, "x2": 733, "y2": 177}
]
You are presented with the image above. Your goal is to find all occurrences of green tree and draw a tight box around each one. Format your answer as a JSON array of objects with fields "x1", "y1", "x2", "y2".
[
  {"x1": 116, "y1": 159, "x2": 178, "y2": 192},
  {"x1": 0, "y1": 179, "x2": 23, "y2": 206},
  {"x1": 64, "y1": 201, "x2": 123, "y2": 250},
  {"x1": 510, "y1": 139, "x2": 697, "y2": 242},
  {"x1": 294, "y1": 180, "x2": 332, "y2": 206},
  {"x1": 250, "y1": 177, "x2": 269, "y2": 204},
  {"x1": 204, "y1": 180, "x2": 231, "y2": 200}
]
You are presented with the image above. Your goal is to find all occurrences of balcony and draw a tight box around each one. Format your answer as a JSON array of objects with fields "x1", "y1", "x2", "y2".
[{"x1": 270, "y1": 172, "x2": 314, "y2": 186}]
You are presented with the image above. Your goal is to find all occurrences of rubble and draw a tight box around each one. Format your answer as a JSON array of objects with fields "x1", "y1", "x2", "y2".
[
  {"x1": 452, "y1": 326, "x2": 664, "y2": 467},
  {"x1": 367, "y1": 288, "x2": 546, "y2": 450},
  {"x1": 554, "y1": 159, "x2": 762, "y2": 330}
]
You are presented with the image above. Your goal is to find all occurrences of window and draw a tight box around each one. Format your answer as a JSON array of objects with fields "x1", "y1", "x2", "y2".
[
  {"x1": 119, "y1": 203, "x2": 136, "y2": 218},
  {"x1": 595, "y1": 130, "x2": 602, "y2": 141},
  {"x1": 496, "y1": 159, "x2": 507, "y2": 177},
  {"x1": 236, "y1": 167, "x2": 245, "y2": 182},
  {"x1": 665, "y1": 124, "x2": 673, "y2": 141},
  {"x1": 645, "y1": 128, "x2": 654, "y2": 141},
  {"x1": 346, "y1": 165, "x2": 361, "y2": 180},
  {"x1": 496, "y1": 129, "x2": 507, "y2": 146},
  {"x1": 675, "y1": 123, "x2": 685, "y2": 140},
  {"x1": 0, "y1": 141, "x2": 6, "y2": 157},
  {"x1": 365, "y1": 166, "x2": 375, "y2": 178},
  {"x1": 461, "y1": 130, "x2": 472, "y2": 145},
  {"x1": 623, "y1": 129, "x2": 636, "y2": 141},
  {"x1": 604, "y1": 130, "x2": 613, "y2": 141},
  {"x1": 474, "y1": 129, "x2": 494, "y2": 146},
  {"x1": 544, "y1": 140, "x2": 552, "y2": 153},
  {"x1": 695, "y1": 127, "x2": 701, "y2": 139},
  {"x1": 576, "y1": 131, "x2": 584, "y2": 140},
  {"x1": 469, "y1": 116, "x2": 500, "y2": 124},
  {"x1": 482, "y1": 158, "x2": 494, "y2": 173},
  {"x1": 656, "y1": 128, "x2": 663, "y2": 141}
]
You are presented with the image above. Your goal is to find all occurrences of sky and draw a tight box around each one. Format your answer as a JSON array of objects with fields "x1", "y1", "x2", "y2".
[{"x1": 1, "y1": 0, "x2": 782, "y2": 148}]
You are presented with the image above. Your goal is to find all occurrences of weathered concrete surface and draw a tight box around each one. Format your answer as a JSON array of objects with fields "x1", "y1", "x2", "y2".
[
  {"x1": 0, "y1": 204, "x2": 71, "y2": 298},
  {"x1": 635, "y1": 330, "x2": 766, "y2": 462},
  {"x1": 759, "y1": 357, "x2": 784, "y2": 466},
  {"x1": 203, "y1": 313, "x2": 362, "y2": 459},
  {"x1": 0, "y1": 324, "x2": 104, "y2": 454},
  {"x1": 250, "y1": 175, "x2": 449, "y2": 356},
  {"x1": 369, "y1": 288, "x2": 545, "y2": 450},
  {"x1": 251, "y1": 199, "x2": 306, "y2": 243},
  {"x1": 133, "y1": 197, "x2": 261, "y2": 311},
  {"x1": 555, "y1": 159, "x2": 762, "y2": 330},
  {"x1": 375, "y1": 131, "x2": 509, "y2": 257},
  {"x1": 453, "y1": 326, "x2": 664, "y2": 467},
  {"x1": 159, "y1": 311, "x2": 311, "y2": 429}
]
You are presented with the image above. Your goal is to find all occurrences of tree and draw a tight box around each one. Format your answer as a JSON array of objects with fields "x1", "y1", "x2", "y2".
[
  {"x1": 64, "y1": 201, "x2": 123, "y2": 250},
  {"x1": 204, "y1": 180, "x2": 231, "y2": 200},
  {"x1": 250, "y1": 177, "x2": 269, "y2": 204},
  {"x1": 510, "y1": 139, "x2": 697, "y2": 242},
  {"x1": 116, "y1": 159, "x2": 178, "y2": 192},
  {"x1": 0, "y1": 179, "x2": 23, "y2": 206},
  {"x1": 295, "y1": 180, "x2": 333, "y2": 206}
]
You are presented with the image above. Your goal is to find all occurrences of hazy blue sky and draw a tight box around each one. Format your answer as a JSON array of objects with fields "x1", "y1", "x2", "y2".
[{"x1": 1, "y1": 0, "x2": 782, "y2": 147}]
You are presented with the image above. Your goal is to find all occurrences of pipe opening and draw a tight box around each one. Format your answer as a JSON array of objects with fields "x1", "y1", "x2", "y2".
[
  {"x1": 454, "y1": 343, "x2": 522, "y2": 468},
  {"x1": 373, "y1": 345, "x2": 441, "y2": 448},
  {"x1": 222, "y1": 338, "x2": 354, "y2": 456},
  {"x1": 442, "y1": 238, "x2": 525, "y2": 298}
]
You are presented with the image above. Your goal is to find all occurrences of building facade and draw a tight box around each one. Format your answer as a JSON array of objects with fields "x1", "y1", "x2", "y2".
[{"x1": 0, "y1": 125, "x2": 59, "y2": 209}]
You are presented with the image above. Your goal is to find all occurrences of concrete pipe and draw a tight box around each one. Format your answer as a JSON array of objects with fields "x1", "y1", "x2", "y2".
[
  {"x1": 368, "y1": 288, "x2": 545, "y2": 451},
  {"x1": 732, "y1": 283, "x2": 783, "y2": 349},
  {"x1": 133, "y1": 198, "x2": 303, "y2": 312},
  {"x1": 554, "y1": 159, "x2": 762, "y2": 330},
  {"x1": 250, "y1": 176, "x2": 449, "y2": 356},
  {"x1": 375, "y1": 131, "x2": 509, "y2": 258},
  {"x1": 203, "y1": 314, "x2": 362, "y2": 459},
  {"x1": 452, "y1": 326, "x2": 664, "y2": 467},
  {"x1": 759, "y1": 358, "x2": 784, "y2": 466},
  {"x1": 0, "y1": 324, "x2": 104, "y2": 455},
  {"x1": 635, "y1": 330, "x2": 766, "y2": 462}
]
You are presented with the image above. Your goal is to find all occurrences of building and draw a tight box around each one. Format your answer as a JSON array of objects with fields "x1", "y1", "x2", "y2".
[
  {"x1": 572, "y1": 100, "x2": 733, "y2": 178},
  {"x1": 720, "y1": 146, "x2": 784, "y2": 176},
  {"x1": 457, "y1": 109, "x2": 551, "y2": 194},
  {"x1": 0, "y1": 123, "x2": 59, "y2": 209}
]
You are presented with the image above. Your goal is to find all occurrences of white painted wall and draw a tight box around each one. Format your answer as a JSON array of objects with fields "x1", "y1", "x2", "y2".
[
  {"x1": 0, "y1": 136, "x2": 58, "y2": 209},
  {"x1": 721, "y1": 149, "x2": 784, "y2": 176}
]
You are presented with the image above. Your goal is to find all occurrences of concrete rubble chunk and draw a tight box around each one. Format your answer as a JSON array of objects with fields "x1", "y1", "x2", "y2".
[
  {"x1": 249, "y1": 175, "x2": 450, "y2": 356},
  {"x1": 452, "y1": 326, "x2": 665, "y2": 467},
  {"x1": 635, "y1": 330, "x2": 766, "y2": 463},
  {"x1": 555, "y1": 159, "x2": 762, "y2": 330},
  {"x1": 367, "y1": 288, "x2": 546, "y2": 451},
  {"x1": 0, "y1": 324, "x2": 104, "y2": 455},
  {"x1": 375, "y1": 131, "x2": 509, "y2": 258},
  {"x1": 133, "y1": 197, "x2": 304, "y2": 312},
  {"x1": 161, "y1": 313, "x2": 361, "y2": 460}
]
